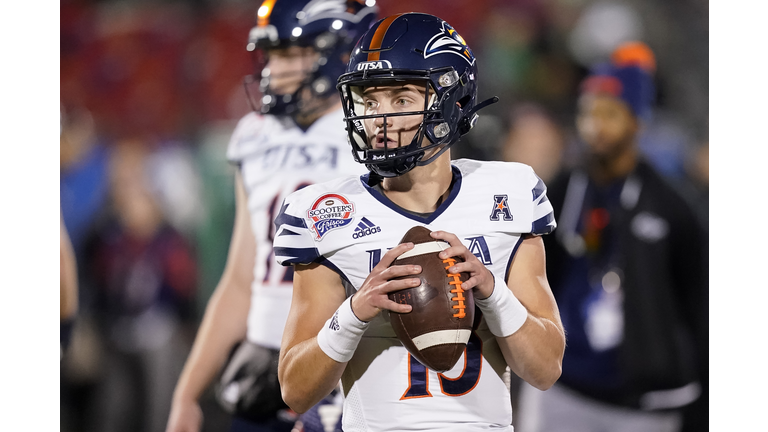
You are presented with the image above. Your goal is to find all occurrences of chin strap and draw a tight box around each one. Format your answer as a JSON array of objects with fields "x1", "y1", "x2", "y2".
[{"x1": 459, "y1": 96, "x2": 499, "y2": 134}]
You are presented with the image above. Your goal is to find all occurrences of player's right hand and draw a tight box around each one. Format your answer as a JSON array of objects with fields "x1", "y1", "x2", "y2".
[
  {"x1": 351, "y1": 242, "x2": 421, "y2": 322},
  {"x1": 165, "y1": 398, "x2": 203, "y2": 432}
]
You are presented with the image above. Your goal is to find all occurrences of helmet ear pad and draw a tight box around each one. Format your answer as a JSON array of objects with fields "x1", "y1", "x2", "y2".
[{"x1": 423, "y1": 71, "x2": 477, "y2": 152}]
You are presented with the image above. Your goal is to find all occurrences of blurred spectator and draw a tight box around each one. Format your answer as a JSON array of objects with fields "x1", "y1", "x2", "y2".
[
  {"x1": 517, "y1": 42, "x2": 708, "y2": 432},
  {"x1": 60, "y1": 103, "x2": 113, "y2": 432},
  {"x1": 61, "y1": 211, "x2": 79, "y2": 359},
  {"x1": 60, "y1": 104, "x2": 111, "y2": 254},
  {"x1": 81, "y1": 139, "x2": 198, "y2": 432},
  {"x1": 499, "y1": 103, "x2": 566, "y2": 183},
  {"x1": 145, "y1": 142, "x2": 206, "y2": 240}
]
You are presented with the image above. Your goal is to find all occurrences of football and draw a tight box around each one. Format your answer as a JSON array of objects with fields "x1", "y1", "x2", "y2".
[{"x1": 388, "y1": 226, "x2": 474, "y2": 373}]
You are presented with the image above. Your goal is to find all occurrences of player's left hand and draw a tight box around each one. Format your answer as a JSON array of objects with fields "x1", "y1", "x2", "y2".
[{"x1": 430, "y1": 230, "x2": 495, "y2": 299}]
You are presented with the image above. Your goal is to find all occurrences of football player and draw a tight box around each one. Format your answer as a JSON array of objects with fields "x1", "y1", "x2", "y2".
[
  {"x1": 165, "y1": 1, "x2": 377, "y2": 432},
  {"x1": 274, "y1": 12, "x2": 566, "y2": 431}
]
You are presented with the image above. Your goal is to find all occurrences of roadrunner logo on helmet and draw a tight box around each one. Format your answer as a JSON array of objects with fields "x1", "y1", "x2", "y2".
[
  {"x1": 337, "y1": 13, "x2": 498, "y2": 177},
  {"x1": 244, "y1": 0, "x2": 378, "y2": 118}
]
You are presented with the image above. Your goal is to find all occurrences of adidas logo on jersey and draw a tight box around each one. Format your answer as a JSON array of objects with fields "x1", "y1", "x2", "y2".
[{"x1": 352, "y1": 217, "x2": 381, "y2": 239}]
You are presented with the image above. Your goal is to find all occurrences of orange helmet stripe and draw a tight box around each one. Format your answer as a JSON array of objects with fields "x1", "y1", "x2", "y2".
[
  {"x1": 257, "y1": 0, "x2": 278, "y2": 27},
  {"x1": 367, "y1": 14, "x2": 404, "y2": 61}
]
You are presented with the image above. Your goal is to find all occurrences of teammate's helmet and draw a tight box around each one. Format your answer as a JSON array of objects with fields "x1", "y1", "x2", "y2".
[
  {"x1": 337, "y1": 13, "x2": 497, "y2": 177},
  {"x1": 245, "y1": 0, "x2": 379, "y2": 117}
]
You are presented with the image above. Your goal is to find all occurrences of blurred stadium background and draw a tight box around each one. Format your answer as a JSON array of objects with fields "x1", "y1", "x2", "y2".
[{"x1": 59, "y1": 0, "x2": 708, "y2": 431}]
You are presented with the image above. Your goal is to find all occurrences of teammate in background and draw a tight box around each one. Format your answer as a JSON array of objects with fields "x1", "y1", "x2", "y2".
[
  {"x1": 61, "y1": 211, "x2": 79, "y2": 359},
  {"x1": 517, "y1": 42, "x2": 708, "y2": 432},
  {"x1": 166, "y1": 1, "x2": 377, "y2": 432},
  {"x1": 274, "y1": 13, "x2": 565, "y2": 431}
]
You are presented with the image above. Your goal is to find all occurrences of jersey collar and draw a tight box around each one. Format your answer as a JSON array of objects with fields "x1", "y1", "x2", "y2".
[{"x1": 359, "y1": 165, "x2": 463, "y2": 224}]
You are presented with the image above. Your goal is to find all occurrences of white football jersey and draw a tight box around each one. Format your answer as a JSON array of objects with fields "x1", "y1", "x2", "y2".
[
  {"x1": 274, "y1": 159, "x2": 556, "y2": 431},
  {"x1": 227, "y1": 108, "x2": 367, "y2": 349}
]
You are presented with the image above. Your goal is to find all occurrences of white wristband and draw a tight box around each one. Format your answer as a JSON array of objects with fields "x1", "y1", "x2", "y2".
[
  {"x1": 474, "y1": 274, "x2": 528, "y2": 337},
  {"x1": 316, "y1": 296, "x2": 370, "y2": 363}
]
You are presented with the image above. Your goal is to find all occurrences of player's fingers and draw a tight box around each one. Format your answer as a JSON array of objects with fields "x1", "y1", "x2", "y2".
[
  {"x1": 430, "y1": 231, "x2": 471, "y2": 260},
  {"x1": 374, "y1": 242, "x2": 415, "y2": 269},
  {"x1": 378, "y1": 277, "x2": 421, "y2": 294},
  {"x1": 380, "y1": 264, "x2": 422, "y2": 280},
  {"x1": 445, "y1": 261, "x2": 478, "y2": 276},
  {"x1": 459, "y1": 275, "x2": 481, "y2": 291},
  {"x1": 384, "y1": 301, "x2": 413, "y2": 314},
  {"x1": 376, "y1": 297, "x2": 413, "y2": 314},
  {"x1": 430, "y1": 230, "x2": 460, "y2": 245},
  {"x1": 434, "y1": 243, "x2": 462, "y2": 262},
  {"x1": 439, "y1": 246, "x2": 472, "y2": 264},
  {"x1": 464, "y1": 268, "x2": 497, "y2": 297}
]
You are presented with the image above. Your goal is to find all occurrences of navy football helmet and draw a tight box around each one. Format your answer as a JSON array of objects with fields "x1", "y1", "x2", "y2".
[
  {"x1": 245, "y1": 0, "x2": 378, "y2": 118},
  {"x1": 337, "y1": 13, "x2": 498, "y2": 177}
]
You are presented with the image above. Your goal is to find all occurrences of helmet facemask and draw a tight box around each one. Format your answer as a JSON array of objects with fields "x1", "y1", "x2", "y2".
[
  {"x1": 338, "y1": 66, "x2": 478, "y2": 177},
  {"x1": 244, "y1": 44, "x2": 332, "y2": 119}
]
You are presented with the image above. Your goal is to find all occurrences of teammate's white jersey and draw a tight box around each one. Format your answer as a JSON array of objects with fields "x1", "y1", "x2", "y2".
[
  {"x1": 227, "y1": 108, "x2": 367, "y2": 349},
  {"x1": 274, "y1": 159, "x2": 556, "y2": 431}
]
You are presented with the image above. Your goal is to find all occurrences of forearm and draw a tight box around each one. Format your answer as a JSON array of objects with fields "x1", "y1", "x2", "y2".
[
  {"x1": 278, "y1": 337, "x2": 347, "y2": 413},
  {"x1": 173, "y1": 282, "x2": 250, "y2": 404},
  {"x1": 498, "y1": 314, "x2": 565, "y2": 390},
  {"x1": 279, "y1": 255, "x2": 407, "y2": 412},
  {"x1": 478, "y1": 235, "x2": 564, "y2": 390}
]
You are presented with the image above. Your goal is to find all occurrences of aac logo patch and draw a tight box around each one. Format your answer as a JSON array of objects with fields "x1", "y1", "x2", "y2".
[
  {"x1": 307, "y1": 193, "x2": 355, "y2": 240},
  {"x1": 490, "y1": 195, "x2": 513, "y2": 221}
]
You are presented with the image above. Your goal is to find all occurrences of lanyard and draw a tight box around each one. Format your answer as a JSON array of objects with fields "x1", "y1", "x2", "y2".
[{"x1": 556, "y1": 170, "x2": 642, "y2": 258}]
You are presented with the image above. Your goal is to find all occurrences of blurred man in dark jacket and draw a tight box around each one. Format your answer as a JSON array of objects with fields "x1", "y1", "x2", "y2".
[{"x1": 518, "y1": 42, "x2": 708, "y2": 432}]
